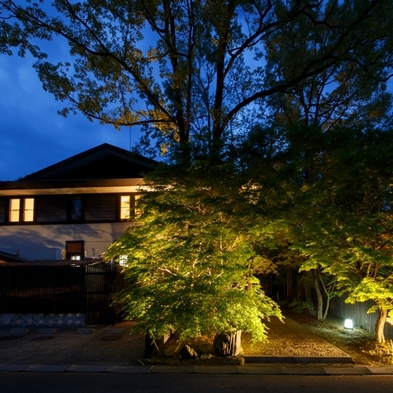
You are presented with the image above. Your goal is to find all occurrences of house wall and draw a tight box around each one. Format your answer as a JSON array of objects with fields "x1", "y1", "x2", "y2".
[
  {"x1": 0, "y1": 191, "x2": 138, "y2": 261},
  {"x1": 0, "y1": 222, "x2": 131, "y2": 261}
]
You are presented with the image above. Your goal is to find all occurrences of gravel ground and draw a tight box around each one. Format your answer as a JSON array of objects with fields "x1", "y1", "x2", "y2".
[{"x1": 242, "y1": 316, "x2": 350, "y2": 358}]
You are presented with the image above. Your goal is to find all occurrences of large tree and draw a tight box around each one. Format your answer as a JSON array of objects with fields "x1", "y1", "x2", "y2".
[
  {"x1": 256, "y1": 7, "x2": 393, "y2": 320},
  {"x1": 288, "y1": 124, "x2": 393, "y2": 343},
  {"x1": 1, "y1": 0, "x2": 392, "y2": 157},
  {"x1": 105, "y1": 162, "x2": 282, "y2": 354}
]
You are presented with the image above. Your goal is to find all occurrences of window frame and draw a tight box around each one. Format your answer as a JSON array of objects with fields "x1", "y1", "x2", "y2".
[
  {"x1": 68, "y1": 196, "x2": 84, "y2": 222},
  {"x1": 8, "y1": 197, "x2": 35, "y2": 223},
  {"x1": 119, "y1": 194, "x2": 136, "y2": 221},
  {"x1": 23, "y1": 198, "x2": 35, "y2": 222}
]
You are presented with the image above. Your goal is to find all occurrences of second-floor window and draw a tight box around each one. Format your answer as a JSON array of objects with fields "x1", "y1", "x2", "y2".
[
  {"x1": 120, "y1": 195, "x2": 131, "y2": 220},
  {"x1": 9, "y1": 198, "x2": 35, "y2": 222},
  {"x1": 69, "y1": 196, "x2": 83, "y2": 221}
]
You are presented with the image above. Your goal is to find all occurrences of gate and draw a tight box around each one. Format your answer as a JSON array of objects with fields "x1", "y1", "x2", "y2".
[{"x1": 0, "y1": 261, "x2": 123, "y2": 325}]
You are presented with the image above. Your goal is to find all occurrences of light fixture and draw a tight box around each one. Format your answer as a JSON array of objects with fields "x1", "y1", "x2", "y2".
[{"x1": 344, "y1": 318, "x2": 353, "y2": 329}]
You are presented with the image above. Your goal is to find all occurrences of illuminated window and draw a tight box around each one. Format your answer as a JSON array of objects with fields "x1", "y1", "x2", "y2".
[
  {"x1": 120, "y1": 195, "x2": 131, "y2": 220},
  {"x1": 9, "y1": 198, "x2": 35, "y2": 222},
  {"x1": 119, "y1": 255, "x2": 128, "y2": 267},
  {"x1": 9, "y1": 198, "x2": 20, "y2": 222},
  {"x1": 24, "y1": 198, "x2": 34, "y2": 222}
]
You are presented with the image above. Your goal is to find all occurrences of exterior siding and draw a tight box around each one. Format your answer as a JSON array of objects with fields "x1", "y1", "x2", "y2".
[
  {"x1": 0, "y1": 197, "x2": 5, "y2": 223},
  {"x1": 84, "y1": 194, "x2": 117, "y2": 221},
  {"x1": 36, "y1": 195, "x2": 68, "y2": 222},
  {"x1": 0, "y1": 194, "x2": 132, "y2": 224},
  {"x1": 0, "y1": 193, "x2": 135, "y2": 261}
]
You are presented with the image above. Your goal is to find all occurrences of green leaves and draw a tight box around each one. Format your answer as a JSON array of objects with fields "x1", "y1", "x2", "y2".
[
  {"x1": 106, "y1": 162, "x2": 282, "y2": 342},
  {"x1": 2, "y1": 1, "x2": 393, "y2": 157},
  {"x1": 284, "y1": 121, "x2": 393, "y2": 330}
]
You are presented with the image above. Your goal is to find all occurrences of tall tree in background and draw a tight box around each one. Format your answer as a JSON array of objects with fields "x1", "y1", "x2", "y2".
[
  {"x1": 288, "y1": 124, "x2": 393, "y2": 343},
  {"x1": 1, "y1": 0, "x2": 392, "y2": 159},
  {"x1": 258, "y1": 3, "x2": 393, "y2": 320}
]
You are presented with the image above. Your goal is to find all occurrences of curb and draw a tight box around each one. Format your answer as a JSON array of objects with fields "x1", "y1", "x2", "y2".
[
  {"x1": 245, "y1": 356, "x2": 353, "y2": 364},
  {"x1": 0, "y1": 364, "x2": 393, "y2": 375}
]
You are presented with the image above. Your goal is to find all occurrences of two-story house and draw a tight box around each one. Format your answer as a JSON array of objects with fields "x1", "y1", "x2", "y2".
[{"x1": 0, "y1": 143, "x2": 156, "y2": 263}]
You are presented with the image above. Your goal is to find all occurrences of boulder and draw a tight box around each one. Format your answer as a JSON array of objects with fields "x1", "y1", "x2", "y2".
[{"x1": 179, "y1": 344, "x2": 198, "y2": 359}]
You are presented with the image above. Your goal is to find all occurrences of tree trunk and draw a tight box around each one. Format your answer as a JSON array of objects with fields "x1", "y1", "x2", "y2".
[
  {"x1": 144, "y1": 334, "x2": 159, "y2": 358},
  {"x1": 375, "y1": 307, "x2": 387, "y2": 344},
  {"x1": 286, "y1": 270, "x2": 293, "y2": 303},
  {"x1": 323, "y1": 295, "x2": 330, "y2": 320},
  {"x1": 214, "y1": 331, "x2": 242, "y2": 356},
  {"x1": 311, "y1": 269, "x2": 323, "y2": 320}
]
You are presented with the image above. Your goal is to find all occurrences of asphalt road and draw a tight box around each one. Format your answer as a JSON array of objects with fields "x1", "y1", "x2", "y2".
[{"x1": 0, "y1": 373, "x2": 392, "y2": 393}]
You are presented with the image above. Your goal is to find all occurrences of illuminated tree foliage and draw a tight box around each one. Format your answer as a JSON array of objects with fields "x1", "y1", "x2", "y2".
[
  {"x1": 106, "y1": 163, "x2": 281, "y2": 351},
  {"x1": 288, "y1": 125, "x2": 393, "y2": 343}
]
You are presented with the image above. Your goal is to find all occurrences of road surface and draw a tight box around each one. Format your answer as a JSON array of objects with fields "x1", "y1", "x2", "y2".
[{"x1": 0, "y1": 373, "x2": 392, "y2": 393}]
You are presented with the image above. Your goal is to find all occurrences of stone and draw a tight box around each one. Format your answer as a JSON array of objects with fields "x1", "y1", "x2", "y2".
[{"x1": 179, "y1": 344, "x2": 198, "y2": 359}]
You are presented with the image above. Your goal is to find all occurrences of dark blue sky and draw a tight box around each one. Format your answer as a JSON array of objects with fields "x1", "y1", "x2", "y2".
[
  {"x1": 1, "y1": 42, "x2": 392, "y2": 182},
  {"x1": 0, "y1": 52, "x2": 138, "y2": 181}
]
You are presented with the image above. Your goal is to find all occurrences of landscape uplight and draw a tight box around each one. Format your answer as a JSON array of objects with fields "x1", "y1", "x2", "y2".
[{"x1": 344, "y1": 318, "x2": 353, "y2": 329}]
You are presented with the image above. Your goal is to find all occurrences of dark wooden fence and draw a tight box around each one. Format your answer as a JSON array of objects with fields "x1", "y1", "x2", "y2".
[
  {"x1": 330, "y1": 296, "x2": 393, "y2": 339},
  {"x1": 0, "y1": 261, "x2": 123, "y2": 325}
]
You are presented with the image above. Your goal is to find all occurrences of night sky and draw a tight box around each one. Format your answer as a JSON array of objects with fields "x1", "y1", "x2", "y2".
[
  {"x1": 0, "y1": 52, "x2": 138, "y2": 181},
  {"x1": 1, "y1": 39, "x2": 392, "y2": 182}
]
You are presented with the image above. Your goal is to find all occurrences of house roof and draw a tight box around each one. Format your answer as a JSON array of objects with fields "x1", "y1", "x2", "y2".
[
  {"x1": 21, "y1": 143, "x2": 157, "y2": 181},
  {"x1": 0, "y1": 144, "x2": 157, "y2": 193}
]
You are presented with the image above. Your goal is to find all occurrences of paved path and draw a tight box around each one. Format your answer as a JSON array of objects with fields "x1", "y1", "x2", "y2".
[
  {"x1": 0, "y1": 321, "x2": 144, "y2": 365},
  {"x1": 1, "y1": 317, "x2": 392, "y2": 375}
]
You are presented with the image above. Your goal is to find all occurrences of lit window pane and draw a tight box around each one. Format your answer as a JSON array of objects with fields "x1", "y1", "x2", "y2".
[
  {"x1": 120, "y1": 196, "x2": 131, "y2": 220},
  {"x1": 9, "y1": 199, "x2": 20, "y2": 222},
  {"x1": 119, "y1": 255, "x2": 128, "y2": 267},
  {"x1": 24, "y1": 198, "x2": 34, "y2": 222}
]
